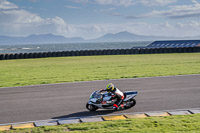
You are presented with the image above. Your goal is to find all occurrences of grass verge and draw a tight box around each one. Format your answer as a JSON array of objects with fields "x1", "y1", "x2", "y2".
[
  {"x1": 1, "y1": 114, "x2": 200, "y2": 133},
  {"x1": 0, "y1": 53, "x2": 200, "y2": 88}
]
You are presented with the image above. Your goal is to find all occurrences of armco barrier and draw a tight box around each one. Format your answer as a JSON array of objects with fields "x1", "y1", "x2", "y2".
[{"x1": 0, "y1": 47, "x2": 200, "y2": 60}]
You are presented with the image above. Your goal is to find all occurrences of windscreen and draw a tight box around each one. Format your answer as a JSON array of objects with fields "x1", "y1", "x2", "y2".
[{"x1": 90, "y1": 91, "x2": 101, "y2": 99}]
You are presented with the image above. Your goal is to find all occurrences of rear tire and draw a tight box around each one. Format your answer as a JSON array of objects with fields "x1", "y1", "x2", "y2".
[
  {"x1": 86, "y1": 103, "x2": 98, "y2": 111},
  {"x1": 131, "y1": 99, "x2": 136, "y2": 107},
  {"x1": 124, "y1": 99, "x2": 136, "y2": 109}
]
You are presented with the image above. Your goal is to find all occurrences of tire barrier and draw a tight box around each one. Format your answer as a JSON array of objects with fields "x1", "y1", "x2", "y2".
[{"x1": 0, "y1": 47, "x2": 200, "y2": 60}]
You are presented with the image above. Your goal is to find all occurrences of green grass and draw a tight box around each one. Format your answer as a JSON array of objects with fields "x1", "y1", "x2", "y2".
[
  {"x1": 0, "y1": 53, "x2": 200, "y2": 88},
  {"x1": 2, "y1": 114, "x2": 200, "y2": 133}
]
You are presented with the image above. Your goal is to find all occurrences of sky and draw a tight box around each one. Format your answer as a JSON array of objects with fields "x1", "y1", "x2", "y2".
[{"x1": 1, "y1": 0, "x2": 200, "y2": 39}]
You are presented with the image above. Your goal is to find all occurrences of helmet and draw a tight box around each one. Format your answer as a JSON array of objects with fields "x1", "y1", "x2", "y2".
[{"x1": 106, "y1": 83, "x2": 114, "y2": 92}]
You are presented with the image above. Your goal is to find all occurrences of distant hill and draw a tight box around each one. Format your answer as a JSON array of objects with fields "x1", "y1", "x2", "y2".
[
  {"x1": 0, "y1": 34, "x2": 84, "y2": 45},
  {"x1": 0, "y1": 32, "x2": 200, "y2": 45},
  {"x1": 90, "y1": 31, "x2": 181, "y2": 42}
]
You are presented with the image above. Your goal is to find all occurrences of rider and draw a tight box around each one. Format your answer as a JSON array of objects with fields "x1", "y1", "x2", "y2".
[{"x1": 100, "y1": 83, "x2": 124, "y2": 110}]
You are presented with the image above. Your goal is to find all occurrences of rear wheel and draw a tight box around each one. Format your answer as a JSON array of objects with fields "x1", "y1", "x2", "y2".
[
  {"x1": 124, "y1": 99, "x2": 136, "y2": 109},
  {"x1": 86, "y1": 103, "x2": 98, "y2": 111}
]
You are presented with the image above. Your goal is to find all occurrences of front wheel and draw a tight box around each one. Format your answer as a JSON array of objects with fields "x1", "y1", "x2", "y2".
[
  {"x1": 124, "y1": 99, "x2": 136, "y2": 109},
  {"x1": 86, "y1": 103, "x2": 98, "y2": 111}
]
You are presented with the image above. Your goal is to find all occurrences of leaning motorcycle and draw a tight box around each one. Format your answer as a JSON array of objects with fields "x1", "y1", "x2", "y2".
[{"x1": 86, "y1": 90, "x2": 137, "y2": 111}]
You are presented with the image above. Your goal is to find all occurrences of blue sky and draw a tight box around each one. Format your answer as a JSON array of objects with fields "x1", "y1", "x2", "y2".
[{"x1": 1, "y1": 0, "x2": 200, "y2": 39}]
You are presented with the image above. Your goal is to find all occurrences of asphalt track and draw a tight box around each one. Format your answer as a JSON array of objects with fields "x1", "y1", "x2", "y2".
[{"x1": 0, "y1": 75, "x2": 200, "y2": 124}]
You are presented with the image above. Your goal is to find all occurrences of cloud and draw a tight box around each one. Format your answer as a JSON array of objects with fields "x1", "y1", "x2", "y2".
[
  {"x1": 60, "y1": 21, "x2": 200, "y2": 39},
  {"x1": 72, "y1": 0, "x2": 177, "y2": 7},
  {"x1": 95, "y1": 0, "x2": 136, "y2": 7},
  {"x1": 70, "y1": 0, "x2": 89, "y2": 4},
  {"x1": 0, "y1": 0, "x2": 43, "y2": 25},
  {"x1": 28, "y1": 0, "x2": 37, "y2": 2},
  {"x1": 0, "y1": 0, "x2": 18, "y2": 9},
  {"x1": 99, "y1": 8, "x2": 115, "y2": 13},
  {"x1": 65, "y1": 5, "x2": 81, "y2": 9},
  {"x1": 109, "y1": 0, "x2": 200, "y2": 20},
  {"x1": 1, "y1": 0, "x2": 200, "y2": 40},
  {"x1": 0, "y1": 0, "x2": 70, "y2": 36},
  {"x1": 140, "y1": 0, "x2": 200, "y2": 19},
  {"x1": 139, "y1": 0, "x2": 177, "y2": 6}
]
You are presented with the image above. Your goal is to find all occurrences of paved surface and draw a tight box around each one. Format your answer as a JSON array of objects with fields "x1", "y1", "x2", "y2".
[{"x1": 0, "y1": 75, "x2": 200, "y2": 124}]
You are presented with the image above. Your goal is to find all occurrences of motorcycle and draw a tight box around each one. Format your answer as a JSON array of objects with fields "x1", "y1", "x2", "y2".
[{"x1": 86, "y1": 90, "x2": 137, "y2": 111}]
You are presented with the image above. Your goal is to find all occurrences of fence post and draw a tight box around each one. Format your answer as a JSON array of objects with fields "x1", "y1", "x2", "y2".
[
  {"x1": 28, "y1": 53, "x2": 33, "y2": 58},
  {"x1": 10, "y1": 54, "x2": 14, "y2": 59},
  {"x1": 122, "y1": 49, "x2": 126, "y2": 55},
  {"x1": 19, "y1": 53, "x2": 24, "y2": 59},
  {"x1": 1, "y1": 54, "x2": 5, "y2": 60},
  {"x1": 43, "y1": 52, "x2": 47, "y2": 58},
  {"x1": 154, "y1": 48, "x2": 158, "y2": 54},
  {"x1": 139, "y1": 48, "x2": 144, "y2": 54},
  {"x1": 158, "y1": 48, "x2": 163, "y2": 53},
  {"x1": 149, "y1": 48, "x2": 153, "y2": 54},
  {"x1": 168, "y1": 48, "x2": 172, "y2": 53},
  {"x1": 39, "y1": 53, "x2": 43, "y2": 58},
  {"x1": 135, "y1": 49, "x2": 138, "y2": 54},
  {"x1": 126, "y1": 49, "x2": 129, "y2": 54},
  {"x1": 194, "y1": 47, "x2": 200, "y2": 52},
  {"x1": 4, "y1": 54, "x2": 10, "y2": 60},
  {"x1": 46, "y1": 52, "x2": 51, "y2": 57},
  {"x1": 74, "y1": 51, "x2": 79, "y2": 56},
  {"x1": 14, "y1": 53, "x2": 19, "y2": 59},
  {"x1": 85, "y1": 50, "x2": 89, "y2": 56},
  {"x1": 88, "y1": 50, "x2": 92, "y2": 56},
  {"x1": 177, "y1": 48, "x2": 182, "y2": 53},
  {"x1": 93, "y1": 50, "x2": 97, "y2": 55},
  {"x1": 105, "y1": 50, "x2": 109, "y2": 55}
]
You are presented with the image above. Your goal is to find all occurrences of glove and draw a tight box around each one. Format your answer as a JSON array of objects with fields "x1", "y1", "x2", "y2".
[
  {"x1": 97, "y1": 90, "x2": 100, "y2": 93},
  {"x1": 111, "y1": 93, "x2": 116, "y2": 98},
  {"x1": 99, "y1": 89, "x2": 104, "y2": 92}
]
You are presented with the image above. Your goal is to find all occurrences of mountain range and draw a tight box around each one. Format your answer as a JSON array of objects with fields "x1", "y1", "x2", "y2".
[
  {"x1": 0, "y1": 34, "x2": 84, "y2": 45},
  {"x1": 0, "y1": 31, "x2": 199, "y2": 45},
  {"x1": 91, "y1": 31, "x2": 177, "y2": 42}
]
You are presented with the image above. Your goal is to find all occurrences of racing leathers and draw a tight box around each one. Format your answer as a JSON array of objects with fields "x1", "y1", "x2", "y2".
[{"x1": 100, "y1": 87, "x2": 124, "y2": 109}]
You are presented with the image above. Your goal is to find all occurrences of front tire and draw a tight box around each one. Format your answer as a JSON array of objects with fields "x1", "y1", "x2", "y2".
[{"x1": 86, "y1": 103, "x2": 98, "y2": 111}]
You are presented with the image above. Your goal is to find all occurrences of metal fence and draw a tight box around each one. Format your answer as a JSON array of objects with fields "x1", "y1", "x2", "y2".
[{"x1": 0, "y1": 47, "x2": 200, "y2": 60}]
